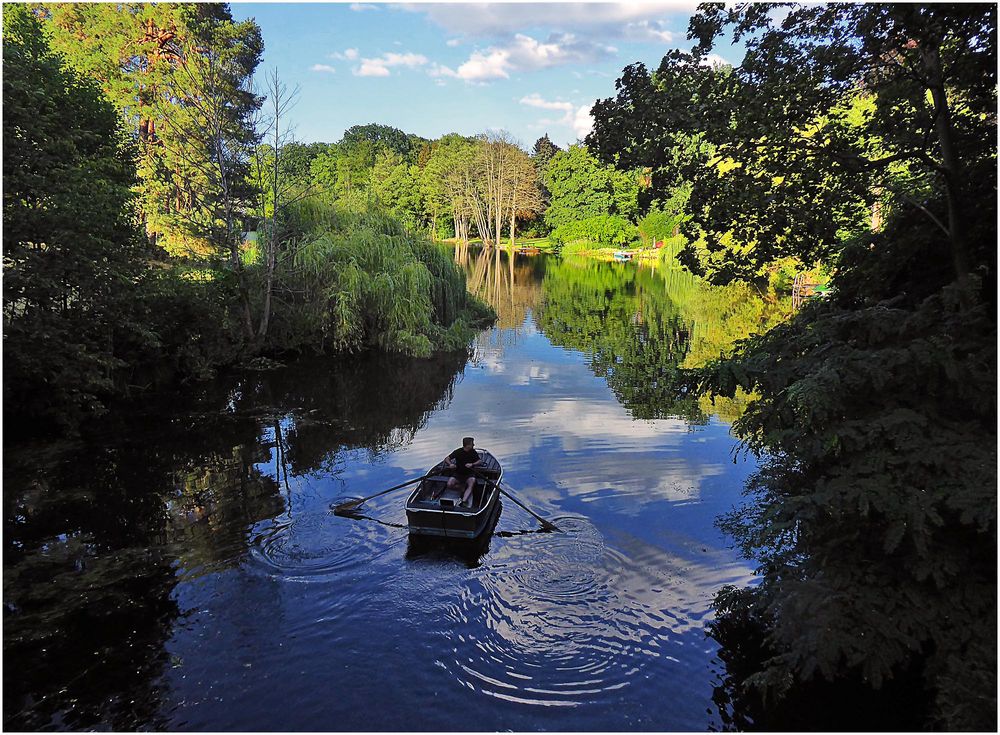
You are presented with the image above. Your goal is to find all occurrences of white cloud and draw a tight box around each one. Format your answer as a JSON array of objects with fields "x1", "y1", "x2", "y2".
[
  {"x1": 517, "y1": 93, "x2": 594, "y2": 140},
  {"x1": 446, "y1": 38, "x2": 462, "y2": 47},
  {"x1": 396, "y1": 3, "x2": 697, "y2": 38},
  {"x1": 353, "y1": 51, "x2": 429, "y2": 77},
  {"x1": 356, "y1": 60, "x2": 392, "y2": 77},
  {"x1": 519, "y1": 93, "x2": 573, "y2": 114},
  {"x1": 329, "y1": 48, "x2": 360, "y2": 61},
  {"x1": 623, "y1": 19, "x2": 675, "y2": 43},
  {"x1": 434, "y1": 32, "x2": 615, "y2": 82},
  {"x1": 573, "y1": 104, "x2": 594, "y2": 140},
  {"x1": 349, "y1": 3, "x2": 378, "y2": 11},
  {"x1": 699, "y1": 53, "x2": 731, "y2": 68},
  {"x1": 435, "y1": 47, "x2": 510, "y2": 81},
  {"x1": 310, "y1": 64, "x2": 337, "y2": 74}
]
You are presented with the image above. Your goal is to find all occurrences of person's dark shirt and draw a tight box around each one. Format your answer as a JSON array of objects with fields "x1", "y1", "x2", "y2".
[{"x1": 448, "y1": 447, "x2": 480, "y2": 476}]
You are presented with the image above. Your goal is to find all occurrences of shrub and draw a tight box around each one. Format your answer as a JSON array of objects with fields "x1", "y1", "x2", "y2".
[{"x1": 550, "y1": 215, "x2": 638, "y2": 249}]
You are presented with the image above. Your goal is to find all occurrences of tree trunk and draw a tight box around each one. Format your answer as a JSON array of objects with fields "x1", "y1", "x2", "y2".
[{"x1": 921, "y1": 42, "x2": 970, "y2": 281}]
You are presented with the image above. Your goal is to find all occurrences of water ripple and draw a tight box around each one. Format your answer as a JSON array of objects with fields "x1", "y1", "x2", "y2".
[
  {"x1": 248, "y1": 512, "x2": 402, "y2": 580},
  {"x1": 438, "y1": 518, "x2": 670, "y2": 707}
]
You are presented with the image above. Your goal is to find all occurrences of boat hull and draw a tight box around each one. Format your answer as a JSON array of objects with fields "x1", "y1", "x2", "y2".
[{"x1": 405, "y1": 450, "x2": 502, "y2": 540}]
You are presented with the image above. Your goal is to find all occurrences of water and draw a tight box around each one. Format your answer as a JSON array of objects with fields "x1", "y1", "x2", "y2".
[{"x1": 4, "y1": 250, "x2": 786, "y2": 731}]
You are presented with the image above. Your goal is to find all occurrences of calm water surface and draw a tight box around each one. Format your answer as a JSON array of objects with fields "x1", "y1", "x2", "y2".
[{"x1": 4, "y1": 251, "x2": 785, "y2": 731}]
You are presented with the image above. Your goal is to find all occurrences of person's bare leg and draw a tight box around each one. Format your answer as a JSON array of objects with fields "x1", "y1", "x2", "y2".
[
  {"x1": 436, "y1": 476, "x2": 457, "y2": 500},
  {"x1": 462, "y1": 477, "x2": 475, "y2": 507}
]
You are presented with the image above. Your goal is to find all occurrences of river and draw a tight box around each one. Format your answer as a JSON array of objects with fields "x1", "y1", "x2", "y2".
[{"x1": 4, "y1": 248, "x2": 789, "y2": 730}]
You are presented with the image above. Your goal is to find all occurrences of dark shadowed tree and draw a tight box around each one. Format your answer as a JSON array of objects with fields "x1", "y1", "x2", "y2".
[{"x1": 3, "y1": 5, "x2": 146, "y2": 429}]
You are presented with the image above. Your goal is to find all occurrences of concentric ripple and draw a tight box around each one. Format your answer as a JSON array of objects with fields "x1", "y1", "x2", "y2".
[
  {"x1": 248, "y1": 511, "x2": 402, "y2": 579},
  {"x1": 438, "y1": 517, "x2": 670, "y2": 707}
]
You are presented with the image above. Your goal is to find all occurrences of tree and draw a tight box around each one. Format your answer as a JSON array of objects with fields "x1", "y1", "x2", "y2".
[
  {"x1": 278, "y1": 141, "x2": 331, "y2": 184},
  {"x1": 39, "y1": 3, "x2": 264, "y2": 259},
  {"x1": 340, "y1": 123, "x2": 413, "y2": 160},
  {"x1": 589, "y1": 5, "x2": 996, "y2": 285},
  {"x1": 507, "y1": 146, "x2": 544, "y2": 247},
  {"x1": 423, "y1": 134, "x2": 477, "y2": 244},
  {"x1": 542, "y1": 144, "x2": 639, "y2": 230},
  {"x1": 587, "y1": 3, "x2": 997, "y2": 729},
  {"x1": 370, "y1": 149, "x2": 424, "y2": 226},
  {"x1": 3, "y1": 5, "x2": 146, "y2": 429},
  {"x1": 532, "y1": 134, "x2": 561, "y2": 170}
]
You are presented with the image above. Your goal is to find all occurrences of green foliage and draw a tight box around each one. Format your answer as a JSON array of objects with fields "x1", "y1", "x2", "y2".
[
  {"x1": 369, "y1": 149, "x2": 424, "y2": 227},
  {"x1": 2, "y1": 5, "x2": 145, "y2": 430},
  {"x1": 259, "y1": 200, "x2": 493, "y2": 356},
  {"x1": 550, "y1": 215, "x2": 638, "y2": 249},
  {"x1": 637, "y1": 185, "x2": 690, "y2": 245},
  {"x1": 589, "y1": 5, "x2": 996, "y2": 284},
  {"x1": 340, "y1": 123, "x2": 414, "y2": 161},
  {"x1": 698, "y1": 217, "x2": 996, "y2": 727},
  {"x1": 543, "y1": 144, "x2": 639, "y2": 230},
  {"x1": 39, "y1": 3, "x2": 264, "y2": 259},
  {"x1": 592, "y1": 5, "x2": 996, "y2": 728}
]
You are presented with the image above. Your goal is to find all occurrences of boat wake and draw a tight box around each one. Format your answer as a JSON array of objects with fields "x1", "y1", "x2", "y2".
[
  {"x1": 436, "y1": 517, "x2": 671, "y2": 707},
  {"x1": 247, "y1": 511, "x2": 403, "y2": 580}
]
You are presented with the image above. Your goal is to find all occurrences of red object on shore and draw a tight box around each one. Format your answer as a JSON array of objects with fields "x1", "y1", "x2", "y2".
[{"x1": 654, "y1": 240, "x2": 664, "y2": 249}]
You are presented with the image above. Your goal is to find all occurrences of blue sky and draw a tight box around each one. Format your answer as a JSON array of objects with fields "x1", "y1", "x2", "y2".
[{"x1": 229, "y1": 2, "x2": 742, "y2": 149}]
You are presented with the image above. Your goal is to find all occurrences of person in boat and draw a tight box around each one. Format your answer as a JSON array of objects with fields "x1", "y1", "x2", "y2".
[{"x1": 436, "y1": 436, "x2": 482, "y2": 507}]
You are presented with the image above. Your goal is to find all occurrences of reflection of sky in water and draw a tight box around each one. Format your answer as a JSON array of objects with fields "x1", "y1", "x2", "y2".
[
  {"x1": 170, "y1": 311, "x2": 755, "y2": 729},
  {"x1": 386, "y1": 319, "x2": 747, "y2": 530}
]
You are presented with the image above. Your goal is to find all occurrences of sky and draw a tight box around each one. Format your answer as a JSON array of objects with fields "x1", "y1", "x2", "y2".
[{"x1": 229, "y1": 2, "x2": 744, "y2": 150}]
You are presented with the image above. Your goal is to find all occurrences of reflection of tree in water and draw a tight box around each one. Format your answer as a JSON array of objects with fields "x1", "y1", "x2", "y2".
[
  {"x1": 537, "y1": 258, "x2": 705, "y2": 421},
  {"x1": 3, "y1": 419, "x2": 276, "y2": 730},
  {"x1": 455, "y1": 247, "x2": 545, "y2": 360},
  {"x1": 536, "y1": 258, "x2": 788, "y2": 423},
  {"x1": 708, "y1": 587, "x2": 928, "y2": 731},
  {"x1": 222, "y1": 350, "x2": 469, "y2": 475},
  {"x1": 3, "y1": 349, "x2": 468, "y2": 729}
]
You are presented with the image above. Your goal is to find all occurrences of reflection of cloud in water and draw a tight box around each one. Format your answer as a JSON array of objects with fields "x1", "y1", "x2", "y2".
[
  {"x1": 377, "y1": 321, "x2": 743, "y2": 522},
  {"x1": 436, "y1": 517, "x2": 755, "y2": 708},
  {"x1": 554, "y1": 453, "x2": 726, "y2": 511}
]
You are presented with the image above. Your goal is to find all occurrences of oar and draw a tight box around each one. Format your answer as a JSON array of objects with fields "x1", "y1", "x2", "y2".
[
  {"x1": 333, "y1": 473, "x2": 431, "y2": 515},
  {"x1": 475, "y1": 471, "x2": 560, "y2": 532}
]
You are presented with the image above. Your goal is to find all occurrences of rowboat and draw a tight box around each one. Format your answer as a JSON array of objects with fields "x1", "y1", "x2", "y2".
[
  {"x1": 405, "y1": 449, "x2": 502, "y2": 539},
  {"x1": 612, "y1": 250, "x2": 633, "y2": 262}
]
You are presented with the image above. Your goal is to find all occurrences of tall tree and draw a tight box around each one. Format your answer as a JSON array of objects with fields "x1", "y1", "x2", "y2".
[
  {"x1": 340, "y1": 123, "x2": 413, "y2": 160},
  {"x1": 3, "y1": 5, "x2": 146, "y2": 429},
  {"x1": 530, "y1": 134, "x2": 561, "y2": 232},
  {"x1": 38, "y1": 3, "x2": 263, "y2": 259},
  {"x1": 591, "y1": 4, "x2": 996, "y2": 729},
  {"x1": 423, "y1": 134, "x2": 478, "y2": 244},
  {"x1": 543, "y1": 144, "x2": 639, "y2": 230}
]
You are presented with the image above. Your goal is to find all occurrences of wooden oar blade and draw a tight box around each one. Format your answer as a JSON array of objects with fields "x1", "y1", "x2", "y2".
[
  {"x1": 486, "y1": 476, "x2": 562, "y2": 533},
  {"x1": 332, "y1": 499, "x2": 365, "y2": 516}
]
